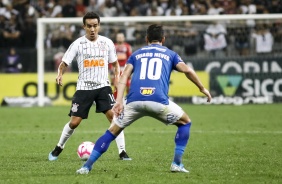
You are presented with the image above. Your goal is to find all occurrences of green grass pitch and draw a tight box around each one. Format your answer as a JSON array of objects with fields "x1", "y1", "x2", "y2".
[{"x1": 0, "y1": 104, "x2": 282, "y2": 184}]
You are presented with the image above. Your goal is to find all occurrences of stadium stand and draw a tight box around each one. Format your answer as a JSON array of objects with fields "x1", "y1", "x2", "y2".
[{"x1": 0, "y1": 0, "x2": 281, "y2": 72}]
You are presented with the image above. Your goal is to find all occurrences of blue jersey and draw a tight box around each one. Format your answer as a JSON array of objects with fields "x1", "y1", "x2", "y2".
[{"x1": 126, "y1": 44, "x2": 184, "y2": 105}]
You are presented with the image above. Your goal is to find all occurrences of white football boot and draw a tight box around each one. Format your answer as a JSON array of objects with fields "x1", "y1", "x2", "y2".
[
  {"x1": 170, "y1": 162, "x2": 189, "y2": 173},
  {"x1": 76, "y1": 167, "x2": 90, "y2": 174}
]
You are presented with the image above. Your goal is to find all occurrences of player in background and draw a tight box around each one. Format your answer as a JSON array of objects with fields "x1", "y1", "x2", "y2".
[
  {"x1": 109, "y1": 32, "x2": 132, "y2": 99},
  {"x1": 76, "y1": 24, "x2": 212, "y2": 174},
  {"x1": 48, "y1": 12, "x2": 131, "y2": 161}
]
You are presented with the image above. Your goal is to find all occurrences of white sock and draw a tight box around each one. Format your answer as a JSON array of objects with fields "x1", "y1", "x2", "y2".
[
  {"x1": 57, "y1": 122, "x2": 75, "y2": 148},
  {"x1": 115, "y1": 130, "x2": 126, "y2": 154}
]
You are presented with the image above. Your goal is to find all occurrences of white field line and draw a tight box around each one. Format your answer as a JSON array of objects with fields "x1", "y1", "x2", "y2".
[{"x1": 1, "y1": 130, "x2": 282, "y2": 134}]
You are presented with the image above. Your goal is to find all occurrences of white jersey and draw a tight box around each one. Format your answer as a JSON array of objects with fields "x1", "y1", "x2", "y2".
[{"x1": 62, "y1": 35, "x2": 118, "y2": 90}]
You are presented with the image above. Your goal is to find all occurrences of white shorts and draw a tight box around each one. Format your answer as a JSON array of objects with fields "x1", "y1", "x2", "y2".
[{"x1": 113, "y1": 100, "x2": 184, "y2": 128}]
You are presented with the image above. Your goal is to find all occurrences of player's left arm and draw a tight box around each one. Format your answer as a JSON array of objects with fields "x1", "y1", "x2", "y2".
[
  {"x1": 117, "y1": 64, "x2": 132, "y2": 102},
  {"x1": 112, "y1": 64, "x2": 133, "y2": 116},
  {"x1": 127, "y1": 43, "x2": 132, "y2": 57},
  {"x1": 176, "y1": 62, "x2": 212, "y2": 102},
  {"x1": 111, "y1": 60, "x2": 120, "y2": 90}
]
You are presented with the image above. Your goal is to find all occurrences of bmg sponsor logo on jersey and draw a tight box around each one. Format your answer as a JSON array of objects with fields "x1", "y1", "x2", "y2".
[
  {"x1": 83, "y1": 58, "x2": 105, "y2": 67},
  {"x1": 140, "y1": 87, "x2": 155, "y2": 96}
]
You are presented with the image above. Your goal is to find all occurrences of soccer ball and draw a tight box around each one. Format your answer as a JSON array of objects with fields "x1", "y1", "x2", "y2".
[{"x1": 77, "y1": 141, "x2": 95, "y2": 161}]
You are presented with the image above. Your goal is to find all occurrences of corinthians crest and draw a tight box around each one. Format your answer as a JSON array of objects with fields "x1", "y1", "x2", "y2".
[
  {"x1": 71, "y1": 103, "x2": 79, "y2": 112},
  {"x1": 97, "y1": 41, "x2": 107, "y2": 51}
]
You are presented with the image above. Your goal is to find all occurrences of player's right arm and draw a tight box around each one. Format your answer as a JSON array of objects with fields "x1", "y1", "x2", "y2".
[
  {"x1": 176, "y1": 62, "x2": 212, "y2": 102},
  {"x1": 56, "y1": 40, "x2": 78, "y2": 86},
  {"x1": 56, "y1": 62, "x2": 68, "y2": 86}
]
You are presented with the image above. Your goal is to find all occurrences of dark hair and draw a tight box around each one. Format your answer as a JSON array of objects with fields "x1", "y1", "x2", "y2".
[
  {"x1": 146, "y1": 24, "x2": 164, "y2": 42},
  {"x1": 83, "y1": 12, "x2": 100, "y2": 25}
]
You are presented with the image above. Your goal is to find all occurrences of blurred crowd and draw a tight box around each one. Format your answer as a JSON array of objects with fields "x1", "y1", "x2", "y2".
[
  {"x1": 0, "y1": 0, "x2": 282, "y2": 72},
  {"x1": 1, "y1": 0, "x2": 281, "y2": 48}
]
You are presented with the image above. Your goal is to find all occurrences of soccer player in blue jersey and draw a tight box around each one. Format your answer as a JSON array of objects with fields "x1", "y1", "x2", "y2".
[{"x1": 76, "y1": 24, "x2": 212, "y2": 174}]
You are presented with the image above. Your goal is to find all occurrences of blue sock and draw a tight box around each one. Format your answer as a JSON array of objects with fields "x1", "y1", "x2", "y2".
[
  {"x1": 173, "y1": 122, "x2": 191, "y2": 165},
  {"x1": 83, "y1": 130, "x2": 116, "y2": 170}
]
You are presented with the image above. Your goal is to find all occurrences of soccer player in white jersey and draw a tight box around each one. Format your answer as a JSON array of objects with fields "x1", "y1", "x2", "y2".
[
  {"x1": 48, "y1": 12, "x2": 131, "y2": 161},
  {"x1": 76, "y1": 24, "x2": 212, "y2": 174}
]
